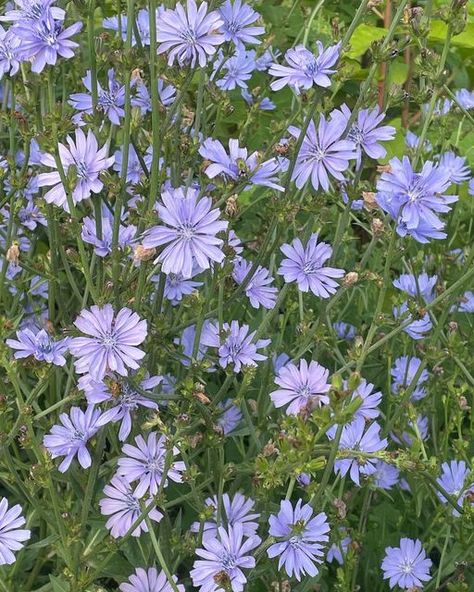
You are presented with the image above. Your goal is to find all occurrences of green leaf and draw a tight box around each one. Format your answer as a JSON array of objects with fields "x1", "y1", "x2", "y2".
[
  {"x1": 49, "y1": 575, "x2": 70, "y2": 592},
  {"x1": 345, "y1": 23, "x2": 386, "y2": 59},
  {"x1": 429, "y1": 21, "x2": 474, "y2": 49}
]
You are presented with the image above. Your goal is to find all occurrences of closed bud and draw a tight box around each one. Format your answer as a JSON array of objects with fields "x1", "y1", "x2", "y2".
[{"x1": 348, "y1": 371, "x2": 361, "y2": 391}]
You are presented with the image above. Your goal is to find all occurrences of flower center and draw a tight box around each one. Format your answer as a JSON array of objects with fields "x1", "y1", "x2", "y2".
[
  {"x1": 125, "y1": 493, "x2": 139, "y2": 511},
  {"x1": 178, "y1": 223, "x2": 196, "y2": 240},
  {"x1": 221, "y1": 551, "x2": 238, "y2": 570},
  {"x1": 399, "y1": 560, "x2": 414, "y2": 574},
  {"x1": 180, "y1": 27, "x2": 197, "y2": 45},
  {"x1": 309, "y1": 145, "x2": 327, "y2": 162},
  {"x1": 302, "y1": 260, "x2": 321, "y2": 274},
  {"x1": 101, "y1": 332, "x2": 117, "y2": 348}
]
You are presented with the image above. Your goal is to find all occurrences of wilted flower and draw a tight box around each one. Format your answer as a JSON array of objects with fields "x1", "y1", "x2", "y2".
[
  {"x1": 267, "y1": 499, "x2": 330, "y2": 581},
  {"x1": 381, "y1": 538, "x2": 432, "y2": 589},
  {"x1": 43, "y1": 405, "x2": 102, "y2": 473}
]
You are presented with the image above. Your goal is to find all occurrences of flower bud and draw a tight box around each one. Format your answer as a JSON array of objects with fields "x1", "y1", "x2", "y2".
[
  {"x1": 343, "y1": 271, "x2": 359, "y2": 286},
  {"x1": 133, "y1": 244, "x2": 156, "y2": 263}
]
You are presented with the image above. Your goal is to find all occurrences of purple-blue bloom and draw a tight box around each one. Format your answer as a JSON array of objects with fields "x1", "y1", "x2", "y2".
[
  {"x1": 155, "y1": 269, "x2": 203, "y2": 306},
  {"x1": 6, "y1": 327, "x2": 68, "y2": 366},
  {"x1": 69, "y1": 304, "x2": 147, "y2": 381},
  {"x1": 348, "y1": 379, "x2": 382, "y2": 421},
  {"x1": 99, "y1": 475, "x2": 162, "y2": 538},
  {"x1": 116, "y1": 432, "x2": 185, "y2": 497},
  {"x1": 269, "y1": 42, "x2": 340, "y2": 93},
  {"x1": 14, "y1": 14, "x2": 81, "y2": 73},
  {"x1": 38, "y1": 128, "x2": 114, "y2": 211},
  {"x1": 372, "y1": 460, "x2": 400, "y2": 490},
  {"x1": 438, "y1": 151, "x2": 471, "y2": 185},
  {"x1": 381, "y1": 538, "x2": 432, "y2": 590},
  {"x1": 288, "y1": 115, "x2": 357, "y2": 191},
  {"x1": 393, "y1": 302, "x2": 432, "y2": 340},
  {"x1": 278, "y1": 233, "x2": 345, "y2": 298},
  {"x1": 132, "y1": 79, "x2": 176, "y2": 114},
  {"x1": 331, "y1": 104, "x2": 396, "y2": 168},
  {"x1": 0, "y1": 26, "x2": 22, "y2": 78},
  {"x1": 267, "y1": 499, "x2": 330, "y2": 581},
  {"x1": 393, "y1": 272, "x2": 437, "y2": 303},
  {"x1": 216, "y1": 50, "x2": 256, "y2": 91},
  {"x1": 232, "y1": 257, "x2": 277, "y2": 310},
  {"x1": 217, "y1": 399, "x2": 243, "y2": 435},
  {"x1": 43, "y1": 405, "x2": 102, "y2": 473},
  {"x1": 391, "y1": 356, "x2": 428, "y2": 401},
  {"x1": 157, "y1": 0, "x2": 224, "y2": 68},
  {"x1": 218, "y1": 320, "x2": 270, "y2": 372},
  {"x1": 328, "y1": 418, "x2": 387, "y2": 486},
  {"x1": 199, "y1": 137, "x2": 284, "y2": 191},
  {"x1": 333, "y1": 321, "x2": 356, "y2": 340},
  {"x1": 270, "y1": 359, "x2": 330, "y2": 415},
  {"x1": 436, "y1": 460, "x2": 473, "y2": 516},
  {"x1": 241, "y1": 88, "x2": 275, "y2": 110},
  {"x1": 376, "y1": 156, "x2": 457, "y2": 242},
  {"x1": 219, "y1": 0, "x2": 264, "y2": 48},
  {"x1": 120, "y1": 567, "x2": 184, "y2": 592},
  {"x1": 190, "y1": 492, "x2": 259, "y2": 539},
  {"x1": 142, "y1": 187, "x2": 228, "y2": 278},
  {"x1": 69, "y1": 69, "x2": 125, "y2": 125},
  {"x1": 190, "y1": 523, "x2": 261, "y2": 592},
  {"x1": 80, "y1": 373, "x2": 161, "y2": 441},
  {"x1": 81, "y1": 205, "x2": 136, "y2": 257},
  {"x1": 0, "y1": 498, "x2": 31, "y2": 565},
  {"x1": 452, "y1": 290, "x2": 474, "y2": 313}
]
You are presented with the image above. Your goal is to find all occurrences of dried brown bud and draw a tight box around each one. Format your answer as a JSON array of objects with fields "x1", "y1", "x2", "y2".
[
  {"x1": 362, "y1": 191, "x2": 378, "y2": 210},
  {"x1": 133, "y1": 244, "x2": 156, "y2": 263},
  {"x1": 181, "y1": 107, "x2": 195, "y2": 127},
  {"x1": 225, "y1": 195, "x2": 239, "y2": 217},
  {"x1": 343, "y1": 271, "x2": 359, "y2": 286},
  {"x1": 448, "y1": 321, "x2": 458, "y2": 334},
  {"x1": 6, "y1": 244, "x2": 20, "y2": 265},
  {"x1": 131, "y1": 69, "x2": 143, "y2": 84},
  {"x1": 377, "y1": 164, "x2": 392, "y2": 173},
  {"x1": 247, "y1": 399, "x2": 257, "y2": 413},
  {"x1": 459, "y1": 396, "x2": 470, "y2": 411},
  {"x1": 193, "y1": 387, "x2": 211, "y2": 405},
  {"x1": 189, "y1": 432, "x2": 203, "y2": 448},
  {"x1": 274, "y1": 142, "x2": 289, "y2": 156},
  {"x1": 262, "y1": 442, "x2": 278, "y2": 456},
  {"x1": 333, "y1": 498, "x2": 347, "y2": 519},
  {"x1": 371, "y1": 218, "x2": 384, "y2": 235}
]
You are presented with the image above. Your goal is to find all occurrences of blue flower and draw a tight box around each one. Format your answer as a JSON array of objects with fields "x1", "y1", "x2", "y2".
[
  {"x1": 376, "y1": 156, "x2": 457, "y2": 242},
  {"x1": 120, "y1": 568, "x2": 184, "y2": 592},
  {"x1": 393, "y1": 302, "x2": 432, "y2": 340},
  {"x1": 391, "y1": 356, "x2": 428, "y2": 401},
  {"x1": 333, "y1": 321, "x2": 356, "y2": 340},
  {"x1": 14, "y1": 14, "x2": 81, "y2": 73},
  {"x1": 241, "y1": 88, "x2": 275, "y2": 110},
  {"x1": 142, "y1": 186, "x2": 228, "y2": 278},
  {"x1": 270, "y1": 358, "x2": 330, "y2": 415},
  {"x1": 218, "y1": 320, "x2": 270, "y2": 373},
  {"x1": 199, "y1": 137, "x2": 284, "y2": 191},
  {"x1": 69, "y1": 69, "x2": 125, "y2": 125},
  {"x1": 43, "y1": 405, "x2": 102, "y2": 472},
  {"x1": 267, "y1": 499, "x2": 330, "y2": 581},
  {"x1": 372, "y1": 460, "x2": 400, "y2": 490},
  {"x1": 0, "y1": 498, "x2": 31, "y2": 565},
  {"x1": 131, "y1": 79, "x2": 176, "y2": 114},
  {"x1": 381, "y1": 538, "x2": 432, "y2": 590},
  {"x1": 269, "y1": 42, "x2": 340, "y2": 94},
  {"x1": 347, "y1": 379, "x2": 382, "y2": 421},
  {"x1": 6, "y1": 327, "x2": 69, "y2": 366},
  {"x1": 438, "y1": 151, "x2": 471, "y2": 184},
  {"x1": 328, "y1": 418, "x2": 387, "y2": 486},
  {"x1": 81, "y1": 205, "x2": 137, "y2": 257},
  {"x1": 219, "y1": 0, "x2": 264, "y2": 48},
  {"x1": 217, "y1": 399, "x2": 243, "y2": 435},
  {"x1": 216, "y1": 50, "x2": 256, "y2": 91},
  {"x1": 0, "y1": 26, "x2": 22, "y2": 78},
  {"x1": 191, "y1": 523, "x2": 261, "y2": 592},
  {"x1": 436, "y1": 460, "x2": 473, "y2": 516},
  {"x1": 288, "y1": 115, "x2": 357, "y2": 191},
  {"x1": 393, "y1": 272, "x2": 437, "y2": 303},
  {"x1": 232, "y1": 257, "x2": 277, "y2": 310},
  {"x1": 278, "y1": 233, "x2": 345, "y2": 298},
  {"x1": 157, "y1": 0, "x2": 224, "y2": 68}
]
